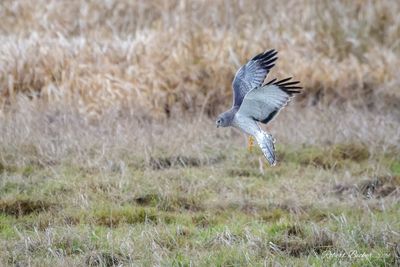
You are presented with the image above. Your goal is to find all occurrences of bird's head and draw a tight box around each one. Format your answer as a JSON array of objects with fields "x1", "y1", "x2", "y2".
[{"x1": 216, "y1": 112, "x2": 231, "y2": 128}]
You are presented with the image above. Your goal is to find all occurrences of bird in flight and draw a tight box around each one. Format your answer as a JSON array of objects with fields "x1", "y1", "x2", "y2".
[{"x1": 216, "y1": 49, "x2": 302, "y2": 166}]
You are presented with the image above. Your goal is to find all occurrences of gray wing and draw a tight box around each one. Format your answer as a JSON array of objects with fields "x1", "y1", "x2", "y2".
[
  {"x1": 232, "y1": 49, "x2": 278, "y2": 107},
  {"x1": 236, "y1": 77, "x2": 302, "y2": 124}
]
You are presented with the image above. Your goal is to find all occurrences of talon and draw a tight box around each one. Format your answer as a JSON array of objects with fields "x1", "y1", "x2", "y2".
[{"x1": 248, "y1": 136, "x2": 254, "y2": 152}]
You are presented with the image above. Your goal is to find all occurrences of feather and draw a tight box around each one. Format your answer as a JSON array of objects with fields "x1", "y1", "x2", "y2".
[{"x1": 231, "y1": 49, "x2": 278, "y2": 107}]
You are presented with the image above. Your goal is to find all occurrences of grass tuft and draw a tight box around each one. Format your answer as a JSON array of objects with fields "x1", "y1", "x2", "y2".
[
  {"x1": 0, "y1": 197, "x2": 54, "y2": 217},
  {"x1": 271, "y1": 230, "x2": 334, "y2": 257},
  {"x1": 90, "y1": 206, "x2": 159, "y2": 227},
  {"x1": 85, "y1": 251, "x2": 126, "y2": 267}
]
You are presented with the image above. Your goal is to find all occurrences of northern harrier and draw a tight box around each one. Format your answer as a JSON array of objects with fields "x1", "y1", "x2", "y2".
[{"x1": 216, "y1": 49, "x2": 302, "y2": 166}]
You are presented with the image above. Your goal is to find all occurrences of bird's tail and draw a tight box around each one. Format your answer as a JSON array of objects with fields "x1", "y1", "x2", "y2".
[{"x1": 255, "y1": 131, "x2": 276, "y2": 166}]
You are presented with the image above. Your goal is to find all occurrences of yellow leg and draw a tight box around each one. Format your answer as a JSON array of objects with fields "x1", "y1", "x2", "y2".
[{"x1": 248, "y1": 136, "x2": 254, "y2": 152}]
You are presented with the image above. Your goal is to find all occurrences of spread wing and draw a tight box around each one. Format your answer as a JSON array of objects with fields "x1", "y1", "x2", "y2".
[
  {"x1": 237, "y1": 77, "x2": 302, "y2": 124},
  {"x1": 232, "y1": 49, "x2": 278, "y2": 108}
]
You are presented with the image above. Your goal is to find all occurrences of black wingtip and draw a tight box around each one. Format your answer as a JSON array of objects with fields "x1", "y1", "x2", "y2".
[
  {"x1": 264, "y1": 49, "x2": 278, "y2": 57},
  {"x1": 252, "y1": 52, "x2": 265, "y2": 61},
  {"x1": 263, "y1": 56, "x2": 278, "y2": 66},
  {"x1": 275, "y1": 77, "x2": 292, "y2": 84},
  {"x1": 252, "y1": 49, "x2": 278, "y2": 62},
  {"x1": 268, "y1": 77, "x2": 303, "y2": 96}
]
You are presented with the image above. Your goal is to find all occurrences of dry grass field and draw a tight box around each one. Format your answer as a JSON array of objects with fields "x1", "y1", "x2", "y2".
[{"x1": 0, "y1": 0, "x2": 400, "y2": 266}]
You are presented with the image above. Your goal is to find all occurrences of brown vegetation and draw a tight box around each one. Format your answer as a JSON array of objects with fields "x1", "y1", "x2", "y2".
[
  {"x1": 1, "y1": 0, "x2": 400, "y2": 119},
  {"x1": 0, "y1": 0, "x2": 399, "y2": 266}
]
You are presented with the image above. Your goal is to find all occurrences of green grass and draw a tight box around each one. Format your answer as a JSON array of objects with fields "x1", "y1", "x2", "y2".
[
  {"x1": 0, "y1": 143, "x2": 398, "y2": 266},
  {"x1": 390, "y1": 160, "x2": 400, "y2": 176}
]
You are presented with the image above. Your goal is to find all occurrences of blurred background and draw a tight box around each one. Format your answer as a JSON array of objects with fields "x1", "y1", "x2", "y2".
[
  {"x1": 0, "y1": 1, "x2": 399, "y2": 266},
  {"x1": 1, "y1": 0, "x2": 399, "y2": 118}
]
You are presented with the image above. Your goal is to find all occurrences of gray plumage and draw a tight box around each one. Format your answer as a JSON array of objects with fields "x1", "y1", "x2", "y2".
[{"x1": 216, "y1": 49, "x2": 302, "y2": 166}]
